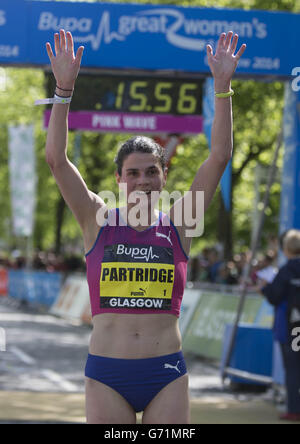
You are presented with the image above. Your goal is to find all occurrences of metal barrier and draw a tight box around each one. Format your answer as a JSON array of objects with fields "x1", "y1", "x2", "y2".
[{"x1": 8, "y1": 270, "x2": 62, "y2": 308}]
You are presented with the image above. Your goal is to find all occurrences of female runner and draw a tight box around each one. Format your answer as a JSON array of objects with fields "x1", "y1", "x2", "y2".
[{"x1": 44, "y1": 29, "x2": 246, "y2": 424}]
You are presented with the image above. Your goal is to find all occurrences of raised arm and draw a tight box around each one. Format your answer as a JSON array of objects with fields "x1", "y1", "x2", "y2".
[
  {"x1": 192, "y1": 32, "x2": 246, "y2": 208},
  {"x1": 45, "y1": 30, "x2": 105, "y2": 235},
  {"x1": 170, "y1": 32, "x2": 246, "y2": 252}
]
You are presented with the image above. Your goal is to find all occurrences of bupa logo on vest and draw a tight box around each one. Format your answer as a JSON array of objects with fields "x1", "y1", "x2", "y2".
[{"x1": 116, "y1": 244, "x2": 159, "y2": 262}]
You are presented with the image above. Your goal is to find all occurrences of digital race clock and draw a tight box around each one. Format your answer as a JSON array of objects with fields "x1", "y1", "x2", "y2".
[
  {"x1": 70, "y1": 74, "x2": 203, "y2": 116},
  {"x1": 45, "y1": 73, "x2": 204, "y2": 134}
]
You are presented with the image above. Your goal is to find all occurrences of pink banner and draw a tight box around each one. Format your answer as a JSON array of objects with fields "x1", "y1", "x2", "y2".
[{"x1": 44, "y1": 111, "x2": 203, "y2": 135}]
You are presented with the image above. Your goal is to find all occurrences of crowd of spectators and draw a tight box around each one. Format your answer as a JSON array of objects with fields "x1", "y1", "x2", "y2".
[
  {"x1": 0, "y1": 235, "x2": 280, "y2": 284},
  {"x1": 0, "y1": 250, "x2": 85, "y2": 273},
  {"x1": 187, "y1": 237, "x2": 279, "y2": 288}
]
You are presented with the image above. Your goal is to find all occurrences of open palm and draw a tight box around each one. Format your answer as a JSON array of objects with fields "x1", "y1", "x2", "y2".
[
  {"x1": 46, "y1": 29, "x2": 84, "y2": 90},
  {"x1": 207, "y1": 32, "x2": 246, "y2": 83}
]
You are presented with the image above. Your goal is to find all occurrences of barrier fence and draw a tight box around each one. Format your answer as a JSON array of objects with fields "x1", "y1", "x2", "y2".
[
  {"x1": 182, "y1": 290, "x2": 265, "y2": 360},
  {"x1": 2, "y1": 269, "x2": 284, "y2": 386}
]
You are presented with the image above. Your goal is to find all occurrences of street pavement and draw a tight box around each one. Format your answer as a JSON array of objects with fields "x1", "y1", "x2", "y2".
[{"x1": 0, "y1": 297, "x2": 294, "y2": 424}]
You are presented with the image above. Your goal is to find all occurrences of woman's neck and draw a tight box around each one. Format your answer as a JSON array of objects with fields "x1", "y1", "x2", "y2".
[{"x1": 119, "y1": 206, "x2": 159, "y2": 230}]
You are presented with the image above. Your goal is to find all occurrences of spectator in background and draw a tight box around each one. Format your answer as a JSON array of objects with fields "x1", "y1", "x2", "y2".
[
  {"x1": 33, "y1": 251, "x2": 47, "y2": 270},
  {"x1": 207, "y1": 247, "x2": 223, "y2": 283},
  {"x1": 0, "y1": 256, "x2": 8, "y2": 267},
  {"x1": 257, "y1": 229, "x2": 300, "y2": 421},
  {"x1": 187, "y1": 248, "x2": 211, "y2": 282},
  {"x1": 266, "y1": 234, "x2": 279, "y2": 258},
  {"x1": 234, "y1": 251, "x2": 249, "y2": 283},
  {"x1": 197, "y1": 248, "x2": 211, "y2": 281},
  {"x1": 254, "y1": 251, "x2": 277, "y2": 284},
  {"x1": 188, "y1": 257, "x2": 200, "y2": 282},
  {"x1": 216, "y1": 261, "x2": 238, "y2": 285}
]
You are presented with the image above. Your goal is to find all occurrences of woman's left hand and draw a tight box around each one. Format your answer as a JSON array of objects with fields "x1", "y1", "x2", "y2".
[{"x1": 207, "y1": 32, "x2": 246, "y2": 88}]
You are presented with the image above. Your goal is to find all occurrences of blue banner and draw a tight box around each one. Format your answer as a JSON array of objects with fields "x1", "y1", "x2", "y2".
[
  {"x1": 280, "y1": 83, "x2": 300, "y2": 233},
  {"x1": 0, "y1": 0, "x2": 28, "y2": 63},
  {"x1": 0, "y1": 0, "x2": 299, "y2": 77},
  {"x1": 220, "y1": 161, "x2": 232, "y2": 212}
]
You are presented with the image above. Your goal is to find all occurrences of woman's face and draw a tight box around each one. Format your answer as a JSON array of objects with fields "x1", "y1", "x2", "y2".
[{"x1": 116, "y1": 152, "x2": 167, "y2": 206}]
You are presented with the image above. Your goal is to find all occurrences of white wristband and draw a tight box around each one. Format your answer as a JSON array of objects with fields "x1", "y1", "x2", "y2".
[{"x1": 35, "y1": 94, "x2": 72, "y2": 106}]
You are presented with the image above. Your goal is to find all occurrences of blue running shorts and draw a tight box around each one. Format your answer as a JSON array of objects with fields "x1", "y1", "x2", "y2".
[{"x1": 85, "y1": 351, "x2": 187, "y2": 413}]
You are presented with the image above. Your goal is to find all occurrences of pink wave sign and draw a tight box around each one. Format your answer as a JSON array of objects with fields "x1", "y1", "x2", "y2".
[{"x1": 44, "y1": 111, "x2": 203, "y2": 135}]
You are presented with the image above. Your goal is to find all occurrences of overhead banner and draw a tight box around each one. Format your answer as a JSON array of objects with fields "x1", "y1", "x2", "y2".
[
  {"x1": 0, "y1": 0, "x2": 299, "y2": 77},
  {"x1": 8, "y1": 125, "x2": 36, "y2": 237},
  {"x1": 0, "y1": 0, "x2": 27, "y2": 63}
]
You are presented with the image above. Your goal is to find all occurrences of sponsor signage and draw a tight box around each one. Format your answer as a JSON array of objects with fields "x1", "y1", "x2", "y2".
[
  {"x1": 0, "y1": 0, "x2": 299, "y2": 77},
  {"x1": 183, "y1": 291, "x2": 263, "y2": 360},
  {"x1": 44, "y1": 109, "x2": 203, "y2": 134}
]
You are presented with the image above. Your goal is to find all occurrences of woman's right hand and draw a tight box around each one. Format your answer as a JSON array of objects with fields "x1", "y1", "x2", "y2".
[{"x1": 46, "y1": 29, "x2": 84, "y2": 91}]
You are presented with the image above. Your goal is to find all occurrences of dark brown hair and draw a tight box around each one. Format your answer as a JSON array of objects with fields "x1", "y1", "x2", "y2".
[{"x1": 114, "y1": 136, "x2": 166, "y2": 176}]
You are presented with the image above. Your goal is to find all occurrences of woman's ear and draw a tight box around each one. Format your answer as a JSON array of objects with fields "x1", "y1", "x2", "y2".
[
  {"x1": 163, "y1": 167, "x2": 168, "y2": 185},
  {"x1": 115, "y1": 170, "x2": 121, "y2": 185}
]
